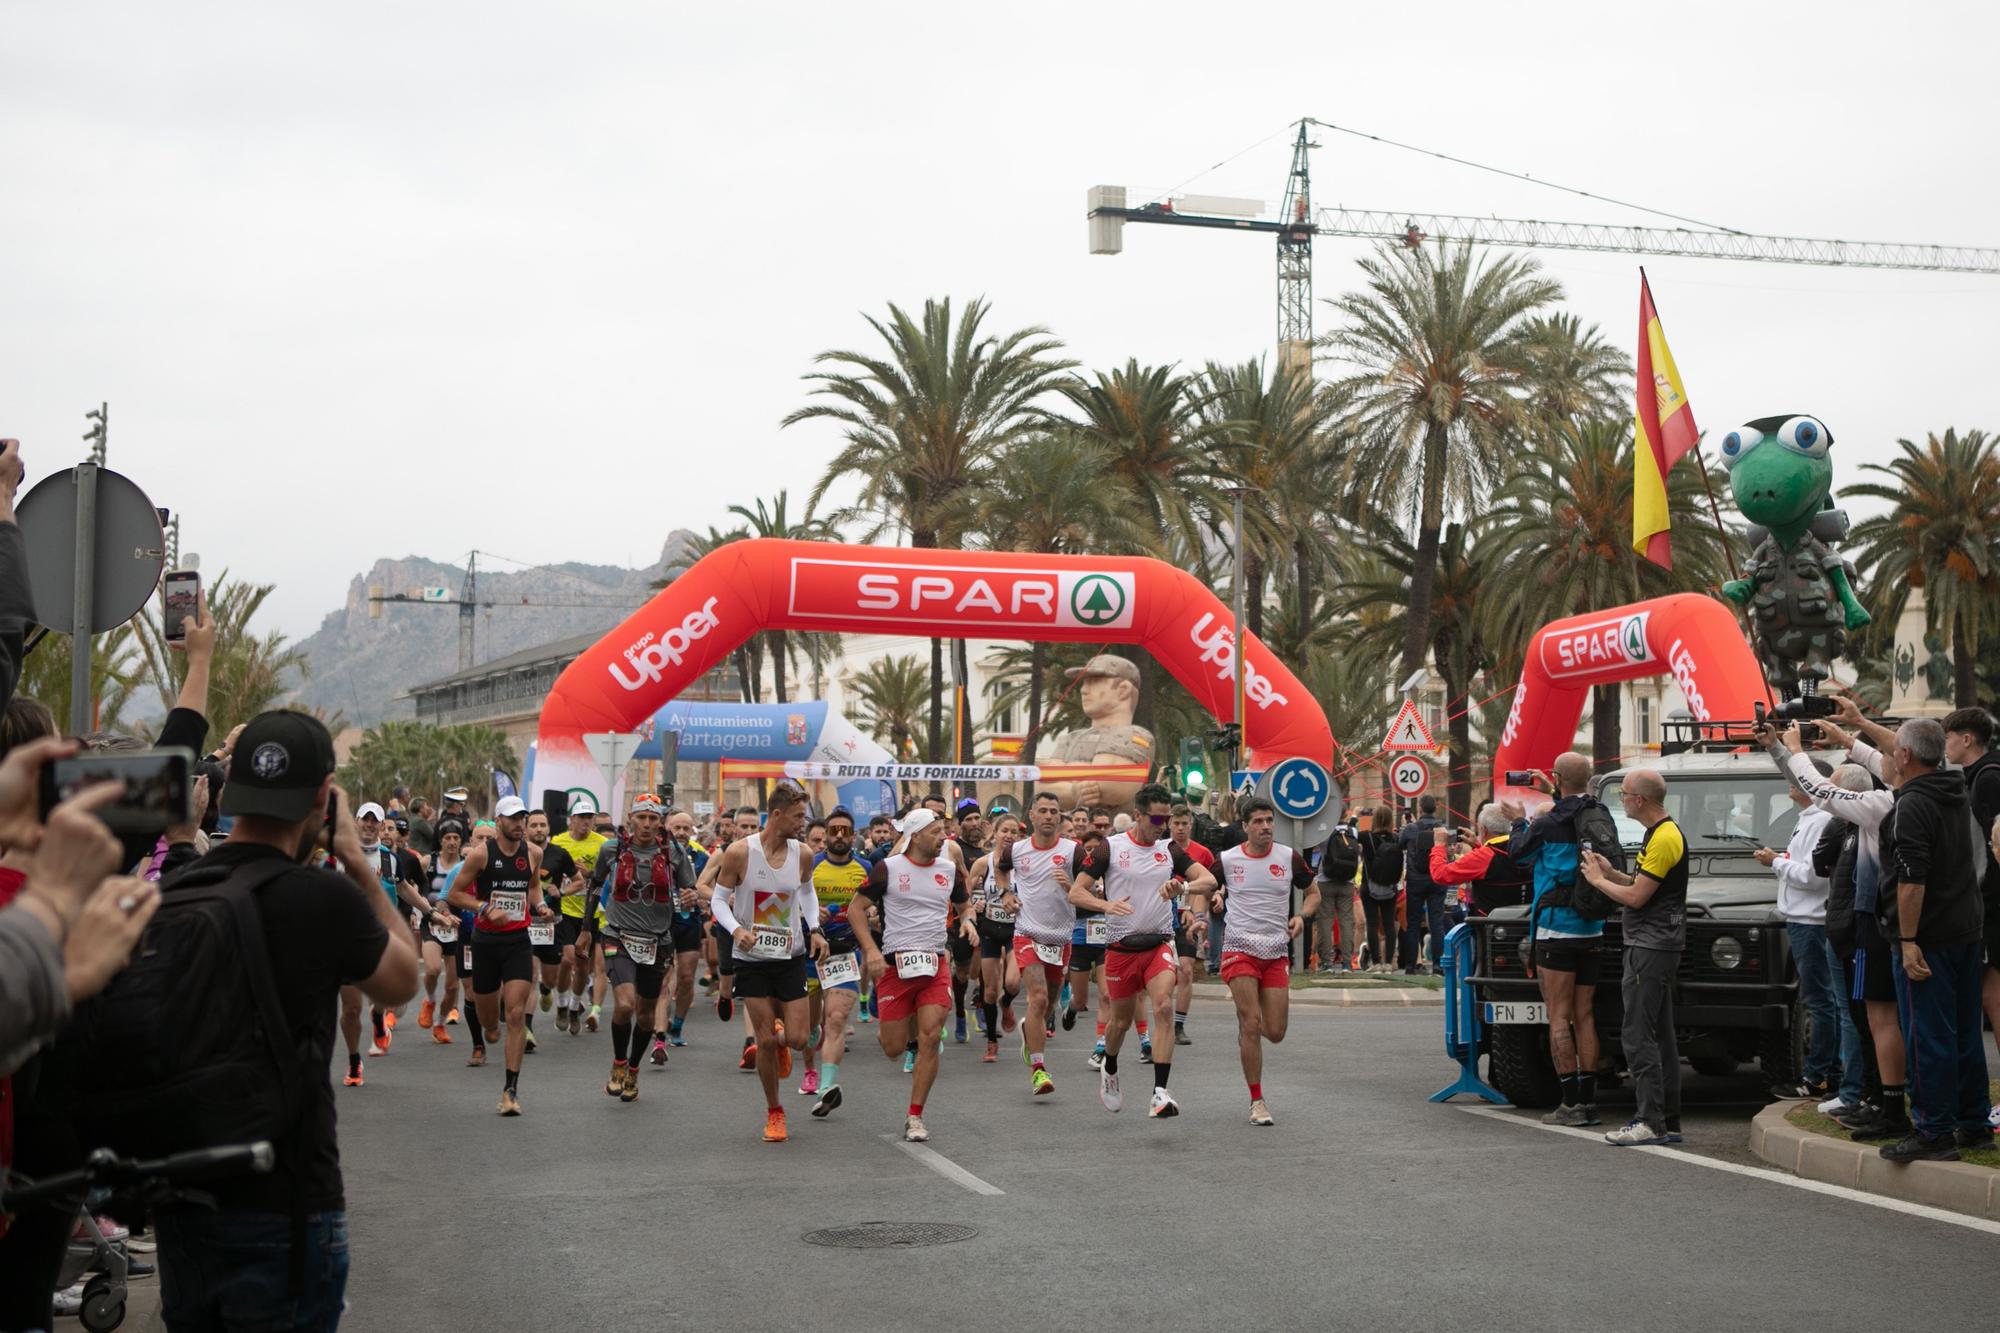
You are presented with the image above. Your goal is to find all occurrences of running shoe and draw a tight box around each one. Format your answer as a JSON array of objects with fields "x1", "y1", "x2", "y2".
[
  {"x1": 621, "y1": 1067, "x2": 640, "y2": 1103},
  {"x1": 1879, "y1": 1133, "x2": 1959, "y2": 1163},
  {"x1": 1174, "y1": 1026, "x2": 1191, "y2": 1047},
  {"x1": 799, "y1": 1069, "x2": 820, "y2": 1096},
  {"x1": 1541, "y1": 1105, "x2": 1595, "y2": 1128},
  {"x1": 775, "y1": 1024, "x2": 793, "y2": 1078},
  {"x1": 1988, "y1": 1103, "x2": 2000, "y2": 1131},
  {"x1": 739, "y1": 1042, "x2": 758, "y2": 1071},
  {"x1": 954, "y1": 1013, "x2": 968, "y2": 1044},
  {"x1": 369, "y1": 1035, "x2": 389, "y2": 1058},
  {"x1": 902, "y1": 1048, "x2": 916, "y2": 1074},
  {"x1": 811, "y1": 1084, "x2": 844, "y2": 1118},
  {"x1": 1818, "y1": 1094, "x2": 1857, "y2": 1117},
  {"x1": 1044, "y1": 1022, "x2": 1055, "y2": 1038},
  {"x1": 467, "y1": 1049, "x2": 486, "y2": 1067},
  {"x1": 1059, "y1": 982, "x2": 1072, "y2": 1010},
  {"x1": 523, "y1": 1027, "x2": 537, "y2": 1054},
  {"x1": 1604, "y1": 1120, "x2": 1668, "y2": 1146},
  {"x1": 1031, "y1": 1067, "x2": 1054, "y2": 1097},
  {"x1": 718, "y1": 995, "x2": 734, "y2": 1022},
  {"x1": 447, "y1": 1007, "x2": 461, "y2": 1025},
  {"x1": 1086, "y1": 1047, "x2": 1105, "y2": 1073},
  {"x1": 904, "y1": 1114, "x2": 929, "y2": 1142},
  {"x1": 1148, "y1": 1088, "x2": 1180, "y2": 1118},
  {"x1": 983, "y1": 1040, "x2": 998, "y2": 1064},
  {"x1": 498, "y1": 1089, "x2": 522, "y2": 1117},
  {"x1": 1139, "y1": 1039, "x2": 1153, "y2": 1065},
  {"x1": 342, "y1": 1066, "x2": 363, "y2": 1088},
  {"x1": 668, "y1": 1024, "x2": 687, "y2": 1048},
  {"x1": 1099, "y1": 1070, "x2": 1123, "y2": 1113},
  {"x1": 650, "y1": 1038, "x2": 668, "y2": 1067},
  {"x1": 585, "y1": 1006, "x2": 600, "y2": 1033},
  {"x1": 607, "y1": 1062, "x2": 627, "y2": 1097},
  {"x1": 764, "y1": 1108, "x2": 789, "y2": 1143},
  {"x1": 1001, "y1": 1005, "x2": 1018, "y2": 1034},
  {"x1": 1061, "y1": 1007, "x2": 1078, "y2": 1032},
  {"x1": 539, "y1": 987, "x2": 553, "y2": 1013},
  {"x1": 432, "y1": 1025, "x2": 452, "y2": 1044},
  {"x1": 1249, "y1": 1098, "x2": 1274, "y2": 1126},
  {"x1": 1660, "y1": 1119, "x2": 1684, "y2": 1144},
  {"x1": 384, "y1": 1010, "x2": 398, "y2": 1032},
  {"x1": 419, "y1": 999, "x2": 435, "y2": 1030}
]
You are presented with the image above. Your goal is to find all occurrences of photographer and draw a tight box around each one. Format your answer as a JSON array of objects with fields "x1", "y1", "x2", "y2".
[{"x1": 1427, "y1": 803, "x2": 1532, "y2": 917}]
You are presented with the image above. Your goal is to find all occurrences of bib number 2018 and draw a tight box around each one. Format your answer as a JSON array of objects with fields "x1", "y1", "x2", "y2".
[{"x1": 895, "y1": 950, "x2": 939, "y2": 979}]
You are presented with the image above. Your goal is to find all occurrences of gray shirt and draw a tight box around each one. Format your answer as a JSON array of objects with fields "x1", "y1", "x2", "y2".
[
  {"x1": 590, "y1": 838, "x2": 694, "y2": 941},
  {"x1": 0, "y1": 907, "x2": 69, "y2": 1077}
]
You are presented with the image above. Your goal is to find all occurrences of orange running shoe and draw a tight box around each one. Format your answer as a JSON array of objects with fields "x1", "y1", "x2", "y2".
[
  {"x1": 384, "y1": 1010, "x2": 399, "y2": 1032},
  {"x1": 738, "y1": 1042, "x2": 757, "y2": 1071},
  {"x1": 432, "y1": 1025, "x2": 453, "y2": 1045},
  {"x1": 368, "y1": 1036, "x2": 389, "y2": 1058},
  {"x1": 343, "y1": 1066, "x2": 363, "y2": 1088},
  {"x1": 763, "y1": 1108, "x2": 788, "y2": 1143},
  {"x1": 777, "y1": 1028, "x2": 793, "y2": 1079},
  {"x1": 446, "y1": 1007, "x2": 461, "y2": 1026},
  {"x1": 419, "y1": 999, "x2": 435, "y2": 1030}
]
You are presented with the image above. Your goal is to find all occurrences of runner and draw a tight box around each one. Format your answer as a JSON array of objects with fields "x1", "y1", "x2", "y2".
[
  {"x1": 524, "y1": 809, "x2": 577, "y2": 1050},
  {"x1": 550, "y1": 802, "x2": 609, "y2": 1035},
  {"x1": 995, "y1": 792, "x2": 1076, "y2": 1096},
  {"x1": 577, "y1": 794, "x2": 694, "y2": 1102},
  {"x1": 1066, "y1": 827, "x2": 1110, "y2": 1069},
  {"x1": 416, "y1": 818, "x2": 469, "y2": 1047},
  {"x1": 967, "y1": 812, "x2": 1022, "y2": 1061},
  {"x1": 947, "y1": 797, "x2": 985, "y2": 1042},
  {"x1": 852, "y1": 809, "x2": 976, "y2": 1142},
  {"x1": 446, "y1": 795, "x2": 554, "y2": 1115},
  {"x1": 710, "y1": 784, "x2": 827, "y2": 1142},
  {"x1": 338, "y1": 803, "x2": 436, "y2": 1084},
  {"x1": 1069, "y1": 783, "x2": 1217, "y2": 1118},
  {"x1": 805, "y1": 807, "x2": 872, "y2": 1114},
  {"x1": 1195, "y1": 797, "x2": 1317, "y2": 1125},
  {"x1": 1169, "y1": 802, "x2": 1218, "y2": 1046},
  {"x1": 663, "y1": 808, "x2": 708, "y2": 1047}
]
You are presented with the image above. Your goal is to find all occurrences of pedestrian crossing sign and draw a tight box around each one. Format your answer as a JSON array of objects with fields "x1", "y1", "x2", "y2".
[{"x1": 1382, "y1": 699, "x2": 1435, "y2": 752}]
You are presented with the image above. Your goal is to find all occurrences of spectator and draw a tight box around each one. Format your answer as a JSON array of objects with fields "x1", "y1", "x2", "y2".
[
  {"x1": 1875, "y1": 717, "x2": 1991, "y2": 1162},
  {"x1": 1754, "y1": 773, "x2": 1858, "y2": 1103},
  {"x1": 1815, "y1": 767, "x2": 1878, "y2": 1119},
  {"x1": 1358, "y1": 806, "x2": 1402, "y2": 974},
  {"x1": 1314, "y1": 819, "x2": 1362, "y2": 973},
  {"x1": 0, "y1": 440, "x2": 33, "y2": 713},
  {"x1": 147, "y1": 710, "x2": 421, "y2": 1326},
  {"x1": 1397, "y1": 795, "x2": 1445, "y2": 973},
  {"x1": 1774, "y1": 704, "x2": 1911, "y2": 1142},
  {"x1": 406, "y1": 796, "x2": 437, "y2": 856},
  {"x1": 1427, "y1": 803, "x2": 1533, "y2": 917},
  {"x1": 1509, "y1": 751, "x2": 1622, "y2": 1128},
  {"x1": 1938, "y1": 708, "x2": 2000, "y2": 1050},
  {"x1": 1580, "y1": 768, "x2": 1688, "y2": 1146}
]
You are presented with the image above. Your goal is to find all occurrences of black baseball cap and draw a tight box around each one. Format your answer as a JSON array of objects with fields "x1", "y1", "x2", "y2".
[{"x1": 220, "y1": 711, "x2": 337, "y2": 822}]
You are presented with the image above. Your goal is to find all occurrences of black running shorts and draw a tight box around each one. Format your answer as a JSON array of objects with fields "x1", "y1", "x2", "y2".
[
  {"x1": 733, "y1": 956, "x2": 808, "y2": 1003},
  {"x1": 473, "y1": 930, "x2": 534, "y2": 993},
  {"x1": 1533, "y1": 937, "x2": 1603, "y2": 988}
]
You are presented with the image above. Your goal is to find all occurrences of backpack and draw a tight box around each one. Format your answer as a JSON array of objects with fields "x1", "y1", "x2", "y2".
[
  {"x1": 1319, "y1": 827, "x2": 1361, "y2": 884},
  {"x1": 1365, "y1": 834, "x2": 1404, "y2": 889},
  {"x1": 60, "y1": 856, "x2": 308, "y2": 1160},
  {"x1": 1563, "y1": 800, "x2": 1625, "y2": 921}
]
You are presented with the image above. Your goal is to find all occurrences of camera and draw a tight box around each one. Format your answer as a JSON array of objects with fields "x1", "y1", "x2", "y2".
[
  {"x1": 41, "y1": 748, "x2": 195, "y2": 835},
  {"x1": 1503, "y1": 770, "x2": 1540, "y2": 787}
]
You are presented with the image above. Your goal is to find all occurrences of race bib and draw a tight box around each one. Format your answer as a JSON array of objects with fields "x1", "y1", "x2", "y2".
[
  {"x1": 434, "y1": 918, "x2": 459, "y2": 944},
  {"x1": 408, "y1": 908, "x2": 422, "y2": 932},
  {"x1": 753, "y1": 926, "x2": 792, "y2": 956},
  {"x1": 489, "y1": 890, "x2": 527, "y2": 923},
  {"x1": 895, "y1": 950, "x2": 939, "y2": 978},
  {"x1": 1033, "y1": 940, "x2": 1065, "y2": 967},
  {"x1": 528, "y1": 922, "x2": 555, "y2": 946},
  {"x1": 624, "y1": 935, "x2": 658, "y2": 966},
  {"x1": 1085, "y1": 917, "x2": 1109, "y2": 946},
  {"x1": 985, "y1": 902, "x2": 1015, "y2": 924},
  {"x1": 819, "y1": 952, "x2": 860, "y2": 987},
  {"x1": 461, "y1": 945, "x2": 473, "y2": 970}
]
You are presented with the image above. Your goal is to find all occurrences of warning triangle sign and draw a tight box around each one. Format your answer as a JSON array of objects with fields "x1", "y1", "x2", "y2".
[{"x1": 1381, "y1": 699, "x2": 1435, "y2": 752}]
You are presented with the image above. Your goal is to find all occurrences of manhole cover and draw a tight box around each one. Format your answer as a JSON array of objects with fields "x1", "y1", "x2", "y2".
[{"x1": 802, "y1": 1222, "x2": 979, "y2": 1249}]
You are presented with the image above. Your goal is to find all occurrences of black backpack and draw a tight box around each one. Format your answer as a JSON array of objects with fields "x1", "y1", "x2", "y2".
[
  {"x1": 1319, "y1": 827, "x2": 1361, "y2": 883},
  {"x1": 1561, "y1": 801, "x2": 1625, "y2": 922},
  {"x1": 1365, "y1": 834, "x2": 1404, "y2": 886},
  {"x1": 61, "y1": 857, "x2": 308, "y2": 1160}
]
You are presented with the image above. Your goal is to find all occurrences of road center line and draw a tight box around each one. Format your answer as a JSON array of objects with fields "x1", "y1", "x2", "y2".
[
  {"x1": 879, "y1": 1133, "x2": 1005, "y2": 1196},
  {"x1": 1455, "y1": 1105, "x2": 2000, "y2": 1236}
]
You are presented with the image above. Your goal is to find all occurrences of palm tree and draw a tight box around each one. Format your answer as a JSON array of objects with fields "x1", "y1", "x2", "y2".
[
  {"x1": 17, "y1": 624, "x2": 142, "y2": 734},
  {"x1": 339, "y1": 720, "x2": 517, "y2": 809},
  {"x1": 1517, "y1": 312, "x2": 1632, "y2": 432},
  {"x1": 973, "y1": 432, "x2": 1146, "y2": 759},
  {"x1": 1320, "y1": 239, "x2": 1563, "y2": 678},
  {"x1": 130, "y1": 574, "x2": 311, "y2": 740},
  {"x1": 1482, "y1": 418, "x2": 1738, "y2": 767},
  {"x1": 1057, "y1": 360, "x2": 1226, "y2": 574},
  {"x1": 848, "y1": 654, "x2": 931, "y2": 760},
  {"x1": 1845, "y1": 429, "x2": 2000, "y2": 705},
  {"x1": 789, "y1": 297, "x2": 1074, "y2": 761},
  {"x1": 725, "y1": 491, "x2": 830, "y2": 703}
]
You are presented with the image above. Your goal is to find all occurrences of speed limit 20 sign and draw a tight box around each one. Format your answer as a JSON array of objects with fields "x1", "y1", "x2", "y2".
[{"x1": 1388, "y1": 755, "x2": 1429, "y2": 799}]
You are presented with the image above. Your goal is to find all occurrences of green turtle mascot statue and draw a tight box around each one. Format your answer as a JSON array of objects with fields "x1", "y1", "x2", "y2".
[{"x1": 1715, "y1": 413, "x2": 1870, "y2": 701}]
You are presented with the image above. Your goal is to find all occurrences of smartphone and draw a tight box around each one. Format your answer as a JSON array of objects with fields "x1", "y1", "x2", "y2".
[
  {"x1": 1503, "y1": 770, "x2": 1539, "y2": 787},
  {"x1": 41, "y1": 747, "x2": 194, "y2": 835},
  {"x1": 162, "y1": 570, "x2": 201, "y2": 642}
]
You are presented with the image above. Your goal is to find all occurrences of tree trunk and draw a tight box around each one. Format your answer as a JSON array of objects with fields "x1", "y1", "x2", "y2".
[
  {"x1": 1245, "y1": 552, "x2": 1267, "y2": 642},
  {"x1": 734, "y1": 646, "x2": 756, "y2": 704},
  {"x1": 927, "y1": 636, "x2": 944, "y2": 778},
  {"x1": 1294, "y1": 536, "x2": 1313, "y2": 624},
  {"x1": 1591, "y1": 682, "x2": 1621, "y2": 774},
  {"x1": 1953, "y1": 617, "x2": 1977, "y2": 707},
  {"x1": 770, "y1": 630, "x2": 789, "y2": 704},
  {"x1": 1402, "y1": 425, "x2": 1450, "y2": 680},
  {"x1": 953, "y1": 638, "x2": 973, "y2": 764},
  {"x1": 1022, "y1": 641, "x2": 1047, "y2": 765},
  {"x1": 1134, "y1": 653, "x2": 1155, "y2": 736},
  {"x1": 1447, "y1": 671, "x2": 1473, "y2": 825}
]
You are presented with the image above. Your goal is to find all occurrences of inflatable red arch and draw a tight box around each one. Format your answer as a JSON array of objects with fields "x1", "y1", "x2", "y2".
[
  {"x1": 535, "y1": 538, "x2": 1334, "y2": 808},
  {"x1": 1490, "y1": 592, "x2": 1773, "y2": 791}
]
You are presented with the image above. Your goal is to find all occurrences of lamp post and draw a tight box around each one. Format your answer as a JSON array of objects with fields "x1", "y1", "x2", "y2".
[{"x1": 1225, "y1": 484, "x2": 1257, "y2": 773}]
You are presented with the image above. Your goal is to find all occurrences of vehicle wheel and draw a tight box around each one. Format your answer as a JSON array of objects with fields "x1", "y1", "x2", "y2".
[
  {"x1": 1758, "y1": 992, "x2": 1806, "y2": 1087},
  {"x1": 1488, "y1": 1024, "x2": 1561, "y2": 1108},
  {"x1": 1690, "y1": 1055, "x2": 1738, "y2": 1078},
  {"x1": 80, "y1": 1278, "x2": 125, "y2": 1332}
]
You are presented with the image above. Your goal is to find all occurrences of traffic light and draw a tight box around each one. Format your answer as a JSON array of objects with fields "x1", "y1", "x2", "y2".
[{"x1": 1178, "y1": 736, "x2": 1208, "y2": 796}]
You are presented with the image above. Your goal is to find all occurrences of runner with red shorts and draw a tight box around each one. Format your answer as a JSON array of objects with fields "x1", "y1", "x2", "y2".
[
  {"x1": 1198, "y1": 797, "x2": 1318, "y2": 1126},
  {"x1": 1068, "y1": 783, "x2": 1216, "y2": 1118},
  {"x1": 852, "y1": 809, "x2": 974, "y2": 1143},
  {"x1": 996, "y1": 791, "x2": 1076, "y2": 1097}
]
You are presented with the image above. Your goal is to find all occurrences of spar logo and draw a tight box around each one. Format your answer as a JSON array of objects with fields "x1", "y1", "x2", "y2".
[
  {"x1": 788, "y1": 558, "x2": 1135, "y2": 631},
  {"x1": 1070, "y1": 575, "x2": 1125, "y2": 626},
  {"x1": 606, "y1": 597, "x2": 722, "y2": 692},
  {"x1": 1188, "y1": 612, "x2": 1290, "y2": 709},
  {"x1": 1540, "y1": 611, "x2": 1653, "y2": 680}
]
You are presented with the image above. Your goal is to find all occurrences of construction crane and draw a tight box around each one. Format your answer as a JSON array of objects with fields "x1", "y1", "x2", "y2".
[
  {"x1": 1088, "y1": 118, "x2": 2000, "y2": 371},
  {"x1": 368, "y1": 550, "x2": 635, "y2": 672}
]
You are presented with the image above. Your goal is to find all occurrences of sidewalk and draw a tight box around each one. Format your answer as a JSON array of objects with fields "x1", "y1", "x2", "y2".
[
  {"x1": 1188, "y1": 982, "x2": 1444, "y2": 1008},
  {"x1": 1750, "y1": 1099, "x2": 2000, "y2": 1221}
]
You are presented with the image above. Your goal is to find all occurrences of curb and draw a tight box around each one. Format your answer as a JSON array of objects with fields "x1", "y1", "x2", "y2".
[
  {"x1": 1189, "y1": 986, "x2": 1444, "y2": 1008},
  {"x1": 1749, "y1": 1101, "x2": 2000, "y2": 1219}
]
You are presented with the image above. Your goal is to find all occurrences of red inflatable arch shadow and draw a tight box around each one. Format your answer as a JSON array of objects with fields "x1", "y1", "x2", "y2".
[
  {"x1": 1490, "y1": 593, "x2": 1772, "y2": 793},
  {"x1": 534, "y1": 539, "x2": 1334, "y2": 808}
]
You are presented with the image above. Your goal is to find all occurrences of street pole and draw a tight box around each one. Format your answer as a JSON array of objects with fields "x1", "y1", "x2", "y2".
[
  {"x1": 1229, "y1": 486, "x2": 1250, "y2": 773},
  {"x1": 69, "y1": 461, "x2": 99, "y2": 736}
]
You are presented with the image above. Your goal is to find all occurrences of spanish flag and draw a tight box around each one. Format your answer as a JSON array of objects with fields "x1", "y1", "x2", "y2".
[{"x1": 1632, "y1": 270, "x2": 1700, "y2": 568}]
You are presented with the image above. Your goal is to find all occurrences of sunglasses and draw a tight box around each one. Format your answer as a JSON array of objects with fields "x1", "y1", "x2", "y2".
[{"x1": 1145, "y1": 813, "x2": 1170, "y2": 825}]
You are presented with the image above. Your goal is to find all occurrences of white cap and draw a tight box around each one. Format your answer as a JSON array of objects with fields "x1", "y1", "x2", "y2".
[
  {"x1": 567, "y1": 794, "x2": 598, "y2": 817},
  {"x1": 356, "y1": 802, "x2": 385, "y2": 821},
  {"x1": 494, "y1": 795, "x2": 527, "y2": 818},
  {"x1": 895, "y1": 809, "x2": 938, "y2": 837}
]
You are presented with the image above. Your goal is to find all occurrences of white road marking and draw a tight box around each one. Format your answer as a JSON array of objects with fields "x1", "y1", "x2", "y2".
[
  {"x1": 1456, "y1": 1105, "x2": 2000, "y2": 1236},
  {"x1": 880, "y1": 1133, "x2": 1005, "y2": 1196}
]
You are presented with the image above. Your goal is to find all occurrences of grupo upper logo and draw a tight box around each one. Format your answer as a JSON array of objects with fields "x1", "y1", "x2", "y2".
[
  {"x1": 606, "y1": 597, "x2": 722, "y2": 692},
  {"x1": 1666, "y1": 637, "x2": 1711, "y2": 720},
  {"x1": 1188, "y1": 612, "x2": 1290, "y2": 709},
  {"x1": 787, "y1": 558, "x2": 1135, "y2": 631},
  {"x1": 1498, "y1": 680, "x2": 1531, "y2": 749},
  {"x1": 1540, "y1": 610, "x2": 1652, "y2": 681}
]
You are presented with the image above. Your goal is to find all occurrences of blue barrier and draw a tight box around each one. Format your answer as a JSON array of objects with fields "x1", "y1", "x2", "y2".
[{"x1": 1429, "y1": 922, "x2": 1507, "y2": 1105}]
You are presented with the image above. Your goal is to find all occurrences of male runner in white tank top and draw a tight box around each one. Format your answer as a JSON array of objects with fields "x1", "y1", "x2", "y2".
[{"x1": 995, "y1": 791, "x2": 1077, "y2": 1097}]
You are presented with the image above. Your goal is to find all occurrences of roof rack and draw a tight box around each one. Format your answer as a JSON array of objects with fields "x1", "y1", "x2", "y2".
[{"x1": 1659, "y1": 718, "x2": 1766, "y2": 757}]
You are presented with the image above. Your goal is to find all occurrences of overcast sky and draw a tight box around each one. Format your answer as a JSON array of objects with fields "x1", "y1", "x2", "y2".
[{"x1": 3, "y1": 3, "x2": 1993, "y2": 644}]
